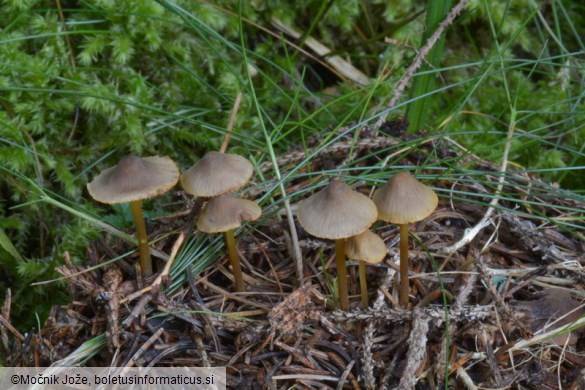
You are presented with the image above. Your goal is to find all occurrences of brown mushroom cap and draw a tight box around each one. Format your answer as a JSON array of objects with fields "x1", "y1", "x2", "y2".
[
  {"x1": 297, "y1": 180, "x2": 378, "y2": 240},
  {"x1": 345, "y1": 229, "x2": 386, "y2": 264},
  {"x1": 197, "y1": 194, "x2": 261, "y2": 233},
  {"x1": 373, "y1": 172, "x2": 438, "y2": 224},
  {"x1": 87, "y1": 155, "x2": 179, "y2": 204},
  {"x1": 181, "y1": 151, "x2": 253, "y2": 197}
]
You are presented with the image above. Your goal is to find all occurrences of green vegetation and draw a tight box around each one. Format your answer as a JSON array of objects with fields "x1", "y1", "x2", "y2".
[{"x1": 0, "y1": 0, "x2": 583, "y2": 332}]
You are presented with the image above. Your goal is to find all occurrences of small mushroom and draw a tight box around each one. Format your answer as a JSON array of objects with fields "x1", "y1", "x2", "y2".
[
  {"x1": 181, "y1": 151, "x2": 253, "y2": 198},
  {"x1": 197, "y1": 194, "x2": 261, "y2": 292},
  {"x1": 373, "y1": 171, "x2": 438, "y2": 307},
  {"x1": 345, "y1": 229, "x2": 387, "y2": 309},
  {"x1": 87, "y1": 155, "x2": 179, "y2": 276},
  {"x1": 297, "y1": 180, "x2": 377, "y2": 310}
]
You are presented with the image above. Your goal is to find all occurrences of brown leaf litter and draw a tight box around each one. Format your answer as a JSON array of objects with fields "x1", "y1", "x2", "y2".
[{"x1": 1, "y1": 124, "x2": 584, "y2": 389}]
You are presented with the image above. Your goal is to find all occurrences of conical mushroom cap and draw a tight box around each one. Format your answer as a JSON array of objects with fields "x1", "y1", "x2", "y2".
[
  {"x1": 373, "y1": 172, "x2": 438, "y2": 224},
  {"x1": 181, "y1": 151, "x2": 253, "y2": 197},
  {"x1": 197, "y1": 194, "x2": 261, "y2": 233},
  {"x1": 297, "y1": 180, "x2": 377, "y2": 240},
  {"x1": 345, "y1": 229, "x2": 386, "y2": 264},
  {"x1": 87, "y1": 155, "x2": 179, "y2": 204}
]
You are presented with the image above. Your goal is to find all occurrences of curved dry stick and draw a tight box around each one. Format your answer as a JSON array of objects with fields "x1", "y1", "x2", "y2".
[{"x1": 374, "y1": 0, "x2": 471, "y2": 129}]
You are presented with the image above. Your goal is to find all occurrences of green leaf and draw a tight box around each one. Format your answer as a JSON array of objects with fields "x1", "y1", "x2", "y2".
[{"x1": 0, "y1": 226, "x2": 24, "y2": 265}]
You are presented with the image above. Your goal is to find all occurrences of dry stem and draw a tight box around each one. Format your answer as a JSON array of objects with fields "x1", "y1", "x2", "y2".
[{"x1": 374, "y1": 0, "x2": 471, "y2": 128}]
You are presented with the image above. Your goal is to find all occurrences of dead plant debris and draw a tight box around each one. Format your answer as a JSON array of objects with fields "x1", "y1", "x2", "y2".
[{"x1": 2, "y1": 126, "x2": 584, "y2": 389}]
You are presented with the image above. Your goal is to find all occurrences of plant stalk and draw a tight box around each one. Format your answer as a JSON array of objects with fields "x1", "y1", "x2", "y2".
[
  {"x1": 335, "y1": 239, "x2": 349, "y2": 311},
  {"x1": 129, "y1": 200, "x2": 152, "y2": 277},
  {"x1": 399, "y1": 223, "x2": 410, "y2": 307},
  {"x1": 225, "y1": 229, "x2": 245, "y2": 292},
  {"x1": 359, "y1": 260, "x2": 368, "y2": 309}
]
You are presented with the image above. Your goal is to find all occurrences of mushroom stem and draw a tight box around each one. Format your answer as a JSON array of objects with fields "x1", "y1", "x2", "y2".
[
  {"x1": 129, "y1": 200, "x2": 152, "y2": 277},
  {"x1": 225, "y1": 229, "x2": 245, "y2": 292},
  {"x1": 335, "y1": 239, "x2": 349, "y2": 311},
  {"x1": 359, "y1": 260, "x2": 368, "y2": 309},
  {"x1": 399, "y1": 223, "x2": 409, "y2": 307}
]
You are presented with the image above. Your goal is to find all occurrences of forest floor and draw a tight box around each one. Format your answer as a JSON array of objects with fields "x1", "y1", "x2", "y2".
[{"x1": 2, "y1": 126, "x2": 585, "y2": 389}]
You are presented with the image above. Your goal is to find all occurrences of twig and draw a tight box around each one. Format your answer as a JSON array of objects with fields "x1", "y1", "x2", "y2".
[
  {"x1": 329, "y1": 305, "x2": 492, "y2": 325},
  {"x1": 271, "y1": 374, "x2": 342, "y2": 382},
  {"x1": 54, "y1": 0, "x2": 76, "y2": 68},
  {"x1": 123, "y1": 327, "x2": 164, "y2": 369},
  {"x1": 272, "y1": 18, "x2": 369, "y2": 86},
  {"x1": 219, "y1": 92, "x2": 243, "y2": 153},
  {"x1": 500, "y1": 212, "x2": 567, "y2": 263},
  {"x1": 0, "y1": 314, "x2": 24, "y2": 342},
  {"x1": 440, "y1": 109, "x2": 517, "y2": 255},
  {"x1": 457, "y1": 366, "x2": 478, "y2": 390},
  {"x1": 374, "y1": 0, "x2": 470, "y2": 128},
  {"x1": 398, "y1": 309, "x2": 430, "y2": 389},
  {"x1": 436, "y1": 257, "x2": 478, "y2": 382},
  {"x1": 362, "y1": 269, "x2": 393, "y2": 389},
  {"x1": 120, "y1": 231, "x2": 185, "y2": 305},
  {"x1": 337, "y1": 360, "x2": 355, "y2": 390}
]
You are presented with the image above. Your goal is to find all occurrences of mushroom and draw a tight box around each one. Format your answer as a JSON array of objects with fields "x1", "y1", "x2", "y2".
[
  {"x1": 345, "y1": 229, "x2": 386, "y2": 309},
  {"x1": 181, "y1": 151, "x2": 253, "y2": 198},
  {"x1": 180, "y1": 151, "x2": 259, "y2": 292},
  {"x1": 87, "y1": 155, "x2": 179, "y2": 276},
  {"x1": 297, "y1": 180, "x2": 377, "y2": 311},
  {"x1": 373, "y1": 171, "x2": 438, "y2": 307},
  {"x1": 197, "y1": 194, "x2": 261, "y2": 292}
]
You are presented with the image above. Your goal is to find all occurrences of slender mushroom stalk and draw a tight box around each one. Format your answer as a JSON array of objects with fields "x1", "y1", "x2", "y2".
[
  {"x1": 334, "y1": 239, "x2": 349, "y2": 311},
  {"x1": 224, "y1": 229, "x2": 244, "y2": 292},
  {"x1": 197, "y1": 194, "x2": 261, "y2": 292},
  {"x1": 373, "y1": 172, "x2": 438, "y2": 307},
  {"x1": 297, "y1": 180, "x2": 377, "y2": 311},
  {"x1": 129, "y1": 200, "x2": 152, "y2": 276},
  {"x1": 87, "y1": 155, "x2": 179, "y2": 277},
  {"x1": 398, "y1": 223, "x2": 409, "y2": 307},
  {"x1": 345, "y1": 229, "x2": 386, "y2": 309}
]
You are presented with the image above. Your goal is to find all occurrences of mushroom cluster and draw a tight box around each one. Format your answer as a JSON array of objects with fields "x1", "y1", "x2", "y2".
[
  {"x1": 296, "y1": 172, "x2": 438, "y2": 310},
  {"x1": 181, "y1": 151, "x2": 261, "y2": 292},
  {"x1": 297, "y1": 180, "x2": 378, "y2": 311},
  {"x1": 87, "y1": 152, "x2": 437, "y2": 309},
  {"x1": 87, "y1": 151, "x2": 261, "y2": 290}
]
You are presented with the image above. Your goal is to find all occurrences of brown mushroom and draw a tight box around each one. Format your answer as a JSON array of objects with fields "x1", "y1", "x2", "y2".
[
  {"x1": 373, "y1": 171, "x2": 438, "y2": 307},
  {"x1": 297, "y1": 180, "x2": 377, "y2": 310},
  {"x1": 345, "y1": 229, "x2": 386, "y2": 309},
  {"x1": 87, "y1": 155, "x2": 179, "y2": 276},
  {"x1": 197, "y1": 194, "x2": 261, "y2": 292},
  {"x1": 181, "y1": 151, "x2": 253, "y2": 198}
]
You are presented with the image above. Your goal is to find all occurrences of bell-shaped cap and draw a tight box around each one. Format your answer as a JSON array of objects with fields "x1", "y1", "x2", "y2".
[
  {"x1": 197, "y1": 194, "x2": 261, "y2": 233},
  {"x1": 297, "y1": 180, "x2": 377, "y2": 240},
  {"x1": 345, "y1": 229, "x2": 386, "y2": 264},
  {"x1": 373, "y1": 172, "x2": 438, "y2": 224},
  {"x1": 181, "y1": 151, "x2": 253, "y2": 197},
  {"x1": 87, "y1": 155, "x2": 179, "y2": 204}
]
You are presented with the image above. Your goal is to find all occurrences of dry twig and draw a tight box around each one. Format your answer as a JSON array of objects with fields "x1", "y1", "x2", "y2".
[{"x1": 374, "y1": 0, "x2": 471, "y2": 128}]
